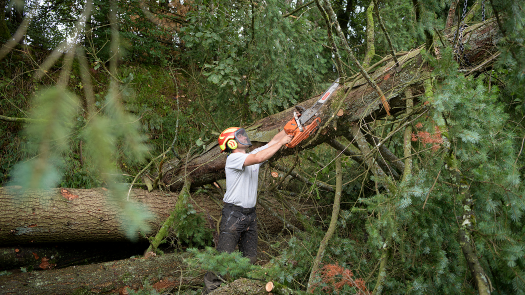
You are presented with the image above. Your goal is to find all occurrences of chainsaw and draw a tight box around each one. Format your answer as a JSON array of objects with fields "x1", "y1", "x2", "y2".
[{"x1": 284, "y1": 78, "x2": 340, "y2": 148}]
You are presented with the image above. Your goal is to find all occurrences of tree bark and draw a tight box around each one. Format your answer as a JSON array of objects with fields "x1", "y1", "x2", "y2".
[
  {"x1": 0, "y1": 187, "x2": 179, "y2": 246},
  {"x1": 446, "y1": 0, "x2": 460, "y2": 32},
  {"x1": 363, "y1": 1, "x2": 375, "y2": 69},
  {"x1": 0, "y1": 187, "x2": 300, "y2": 246},
  {"x1": 448, "y1": 161, "x2": 492, "y2": 295},
  {"x1": 0, "y1": 252, "x2": 203, "y2": 294},
  {"x1": 402, "y1": 88, "x2": 414, "y2": 182},
  {"x1": 372, "y1": 239, "x2": 391, "y2": 295},
  {"x1": 160, "y1": 19, "x2": 501, "y2": 192}
]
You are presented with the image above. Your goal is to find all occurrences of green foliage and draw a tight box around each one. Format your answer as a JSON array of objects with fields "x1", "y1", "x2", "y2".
[
  {"x1": 170, "y1": 200, "x2": 213, "y2": 248},
  {"x1": 87, "y1": 0, "x2": 177, "y2": 65},
  {"x1": 375, "y1": 0, "x2": 419, "y2": 52},
  {"x1": 354, "y1": 66, "x2": 525, "y2": 293},
  {"x1": 181, "y1": 0, "x2": 333, "y2": 118},
  {"x1": 2, "y1": 0, "x2": 525, "y2": 293},
  {"x1": 60, "y1": 156, "x2": 103, "y2": 189},
  {"x1": 3, "y1": 59, "x2": 154, "y2": 241},
  {"x1": 429, "y1": 73, "x2": 525, "y2": 293},
  {"x1": 22, "y1": 0, "x2": 79, "y2": 49},
  {"x1": 264, "y1": 235, "x2": 320, "y2": 288},
  {"x1": 118, "y1": 65, "x2": 200, "y2": 156},
  {"x1": 82, "y1": 110, "x2": 153, "y2": 241},
  {"x1": 489, "y1": 0, "x2": 525, "y2": 118},
  {"x1": 187, "y1": 247, "x2": 256, "y2": 278},
  {"x1": 0, "y1": 270, "x2": 12, "y2": 276},
  {"x1": 8, "y1": 87, "x2": 79, "y2": 192}
]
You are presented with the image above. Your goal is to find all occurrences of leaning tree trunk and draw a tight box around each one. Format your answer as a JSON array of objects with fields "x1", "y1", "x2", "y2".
[
  {"x1": 160, "y1": 19, "x2": 501, "y2": 192},
  {"x1": 0, "y1": 251, "x2": 203, "y2": 294}
]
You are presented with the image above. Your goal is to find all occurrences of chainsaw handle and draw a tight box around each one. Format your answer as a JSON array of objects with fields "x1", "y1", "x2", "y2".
[{"x1": 293, "y1": 111, "x2": 303, "y2": 132}]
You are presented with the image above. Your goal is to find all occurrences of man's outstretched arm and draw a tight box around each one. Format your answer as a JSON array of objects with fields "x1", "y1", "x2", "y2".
[
  {"x1": 267, "y1": 129, "x2": 289, "y2": 147},
  {"x1": 244, "y1": 134, "x2": 292, "y2": 166}
]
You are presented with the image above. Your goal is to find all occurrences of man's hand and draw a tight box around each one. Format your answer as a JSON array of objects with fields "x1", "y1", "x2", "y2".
[
  {"x1": 280, "y1": 134, "x2": 293, "y2": 145},
  {"x1": 268, "y1": 129, "x2": 291, "y2": 147}
]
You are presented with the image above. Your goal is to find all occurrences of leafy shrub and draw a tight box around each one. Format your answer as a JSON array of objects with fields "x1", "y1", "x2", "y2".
[{"x1": 170, "y1": 201, "x2": 214, "y2": 249}]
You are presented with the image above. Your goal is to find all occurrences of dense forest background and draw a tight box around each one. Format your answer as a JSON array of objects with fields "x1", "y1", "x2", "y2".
[{"x1": 1, "y1": 0, "x2": 525, "y2": 294}]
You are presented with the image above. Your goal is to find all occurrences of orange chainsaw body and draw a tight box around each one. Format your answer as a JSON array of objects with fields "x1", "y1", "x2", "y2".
[
  {"x1": 283, "y1": 78, "x2": 340, "y2": 148},
  {"x1": 284, "y1": 117, "x2": 321, "y2": 148}
]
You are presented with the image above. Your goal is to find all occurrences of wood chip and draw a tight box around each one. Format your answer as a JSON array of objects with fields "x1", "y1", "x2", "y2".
[
  {"x1": 337, "y1": 109, "x2": 344, "y2": 116},
  {"x1": 144, "y1": 251, "x2": 157, "y2": 259},
  {"x1": 60, "y1": 188, "x2": 79, "y2": 201}
]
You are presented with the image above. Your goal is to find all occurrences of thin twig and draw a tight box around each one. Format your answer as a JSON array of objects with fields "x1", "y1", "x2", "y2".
[
  {"x1": 283, "y1": 0, "x2": 315, "y2": 18},
  {"x1": 266, "y1": 154, "x2": 299, "y2": 192},
  {"x1": 374, "y1": 108, "x2": 429, "y2": 148},
  {"x1": 422, "y1": 168, "x2": 442, "y2": 209},
  {"x1": 169, "y1": 66, "x2": 181, "y2": 160},
  {"x1": 514, "y1": 134, "x2": 525, "y2": 167},
  {"x1": 317, "y1": 0, "x2": 391, "y2": 115},
  {"x1": 373, "y1": 0, "x2": 399, "y2": 66}
]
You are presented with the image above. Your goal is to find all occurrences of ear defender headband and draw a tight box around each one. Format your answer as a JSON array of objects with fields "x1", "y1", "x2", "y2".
[{"x1": 227, "y1": 139, "x2": 238, "y2": 150}]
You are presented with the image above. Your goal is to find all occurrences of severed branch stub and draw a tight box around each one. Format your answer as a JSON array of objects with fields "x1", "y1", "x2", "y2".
[{"x1": 265, "y1": 280, "x2": 306, "y2": 294}]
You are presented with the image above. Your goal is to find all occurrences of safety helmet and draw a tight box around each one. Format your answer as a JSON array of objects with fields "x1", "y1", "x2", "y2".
[{"x1": 218, "y1": 127, "x2": 252, "y2": 152}]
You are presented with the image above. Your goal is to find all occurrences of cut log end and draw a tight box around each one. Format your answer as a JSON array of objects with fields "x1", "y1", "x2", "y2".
[{"x1": 266, "y1": 281, "x2": 274, "y2": 292}]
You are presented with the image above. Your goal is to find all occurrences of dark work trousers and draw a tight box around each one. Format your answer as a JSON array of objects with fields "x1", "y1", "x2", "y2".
[{"x1": 203, "y1": 203, "x2": 257, "y2": 294}]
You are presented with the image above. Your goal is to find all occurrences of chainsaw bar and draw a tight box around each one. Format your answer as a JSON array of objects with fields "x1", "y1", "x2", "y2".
[{"x1": 298, "y1": 78, "x2": 340, "y2": 125}]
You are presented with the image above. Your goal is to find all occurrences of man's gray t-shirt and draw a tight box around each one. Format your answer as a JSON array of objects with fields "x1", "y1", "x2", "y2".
[{"x1": 222, "y1": 144, "x2": 269, "y2": 208}]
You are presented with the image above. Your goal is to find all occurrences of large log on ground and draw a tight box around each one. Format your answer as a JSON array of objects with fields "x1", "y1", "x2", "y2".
[
  {"x1": 0, "y1": 187, "x2": 177, "y2": 246},
  {"x1": 161, "y1": 20, "x2": 501, "y2": 192},
  {"x1": 0, "y1": 252, "x2": 203, "y2": 294},
  {"x1": 0, "y1": 187, "x2": 300, "y2": 246}
]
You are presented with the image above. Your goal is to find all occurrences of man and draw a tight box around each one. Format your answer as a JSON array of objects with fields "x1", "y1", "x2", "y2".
[{"x1": 203, "y1": 127, "x2": 292, "y2": 293}]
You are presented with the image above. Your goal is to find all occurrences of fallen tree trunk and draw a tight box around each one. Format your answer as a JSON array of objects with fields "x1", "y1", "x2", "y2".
[
  {"x1": 0, "y1": 187, "x2": 177, "y2": 246},
  {"x1": 0, "y1": 187, "x2": 302, "y2": 246},
  {"x1": 160, "y1": 19, "x2": 501, "y2": 192},
  {"x1": 0, "y1": 252, "x2": 203, "y2": 294}
]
